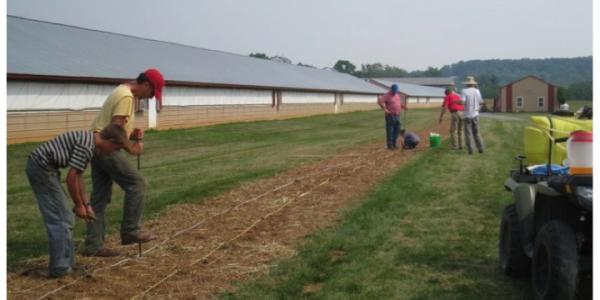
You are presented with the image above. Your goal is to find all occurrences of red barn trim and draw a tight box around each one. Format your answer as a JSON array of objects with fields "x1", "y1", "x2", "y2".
[
  {"x1": 548, "y1": 84, "x2": 555, "y2": 112},
  {"x1": 506, "y1": 84, "x2": 513, "y2": 112}
]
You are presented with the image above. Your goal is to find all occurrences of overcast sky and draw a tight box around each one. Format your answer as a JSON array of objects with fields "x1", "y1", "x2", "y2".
[{"x1": 6, "y1": 0, "x2": 593, "y2": 71}]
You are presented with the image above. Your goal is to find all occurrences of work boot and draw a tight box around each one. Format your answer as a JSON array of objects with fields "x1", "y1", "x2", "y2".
[
  {"x1": 121, "y1": 231, "x2": 157, "y2": 245},
  {"x1": 48, "y1": 267, "x2": 72, "y2": 278},
  {"x1": 83, "y1": 248, "x2": 120, "y2": 257}
]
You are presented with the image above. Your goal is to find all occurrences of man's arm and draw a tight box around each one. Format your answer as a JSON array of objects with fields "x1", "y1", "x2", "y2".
[
  {"x1": 458, "y1": 91, "x2": 466, "y2": 105},
  {"x1": 439, "y1": 106, "x2": 447, "y2": 123},
  {"x1": 439, "y1": 97, "x2": 448, "y2": 123},
  {"x1": 66, "y1": 168, "x2": 92, "y2": 220},
  {"x1": 124, "y1": 140, "x2": 143, "y2": 156},
  {"x1": 377, "y1": 95, "x2": 390, "y2": 114},
  {"x1": 111, "y1": 115, "x2": 128, "y2": 127},
  {"x1": 110, "y1": 115, "x2": 143, "y2": 155},
  {"x1": 128, "y1": 129, "x2": 144, "y2": 156}
]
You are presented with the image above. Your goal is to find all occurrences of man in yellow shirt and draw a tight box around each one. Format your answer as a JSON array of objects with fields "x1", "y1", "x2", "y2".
[{"x1": 84, "y1": 69, "x2": 164, "y2": 257}]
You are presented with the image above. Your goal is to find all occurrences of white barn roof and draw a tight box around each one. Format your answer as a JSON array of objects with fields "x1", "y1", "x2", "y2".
[
  {"x1": 369, "y1": 79, "x2": 445, "y2": 98},
  {"x1": 373, "y1": 77, "x2": 455, "y2": 87},
  {"x1": 7, "y1": 16, "x2": 384, "y2": 95}
]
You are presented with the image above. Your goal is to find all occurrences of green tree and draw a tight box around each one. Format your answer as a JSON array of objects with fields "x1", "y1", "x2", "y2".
[
  {"x1": 422, "y1": 67, "x2": 442, "y2": 77},
  {"x1": 557, "y1": 87, "x2": 567, "y2": 104},
  {"x1": 475, "y1": 74, "x2": 500, "y2": 99},
  {"x1": 353, "y1": 63, "x2": 408, "y2": 78},
  {"x1": 566, "y1": 81, "x2": 592, "y2": 100},
  {"x1": 333, "y1": 60, "x2": 357, "y2": 74},
  {"x1": 297, "y1": 62, "x2": 315, "y2": 68},
  {"x1": 250, "y1": 52, "x2": 269, "y2": 59}
]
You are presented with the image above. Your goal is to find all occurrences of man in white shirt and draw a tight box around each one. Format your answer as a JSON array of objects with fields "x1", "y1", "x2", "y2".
[{"x1": 460, "y1": 76, "x2": 485, "y2": 154}]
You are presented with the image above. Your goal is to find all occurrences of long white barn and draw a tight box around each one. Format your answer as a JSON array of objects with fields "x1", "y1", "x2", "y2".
[
  {"x1": 7, "y1": 16, "x2": 384, "y2": 144},
  {"x1": 368, "y1": 79, "x2": 446, "y2": 106}
]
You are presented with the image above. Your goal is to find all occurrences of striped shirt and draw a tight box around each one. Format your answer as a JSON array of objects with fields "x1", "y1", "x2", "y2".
[{"x1": 29, "y1": 131, "x2": 95, "y2": 172}]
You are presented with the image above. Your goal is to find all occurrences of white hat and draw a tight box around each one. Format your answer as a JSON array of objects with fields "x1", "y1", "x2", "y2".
[{"x1": 462, "y1": 76, "x2": 478, "y2": 85}]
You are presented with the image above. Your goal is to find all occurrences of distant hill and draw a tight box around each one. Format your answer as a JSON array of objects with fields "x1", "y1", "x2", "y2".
[{"x1": 440, "y1": 56, "x2": 592, "y2": 87}]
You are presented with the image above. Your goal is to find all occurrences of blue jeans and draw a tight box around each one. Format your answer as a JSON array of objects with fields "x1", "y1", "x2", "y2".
[
  {"x1": 464, "y1": 117, "x2": 484, "y2": 153},
  {"x1": 26, "y1": 157, "x2": 75, "y2": 277},
  {"x1": 385, "y1": 114, "x2": 401, "y2": 149}
]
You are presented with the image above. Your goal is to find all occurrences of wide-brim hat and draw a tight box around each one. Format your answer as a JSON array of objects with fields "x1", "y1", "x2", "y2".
[{"x1": 462, "y1": 76, "x2": 478, "y2": 85}]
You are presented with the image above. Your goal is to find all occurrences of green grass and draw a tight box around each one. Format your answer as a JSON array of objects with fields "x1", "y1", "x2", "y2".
[
  {"x1": 222, "y1": 117, "x2": 531, "y2": 299},
  {"x1": 7, "y1": 109, "x2": 438, "y2": 269}
]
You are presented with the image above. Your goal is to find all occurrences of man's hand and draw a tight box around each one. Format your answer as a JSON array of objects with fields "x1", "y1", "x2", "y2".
[
  {"x1": 73, "y1": 204, "x2": 89, "y2": 220},
  {"x1": 73, "y1": 204, "x2": 96, "y2": 222},
  {"x1": 384, "y1": 108, "x2": 390, "y2": 114},
  {"x1": 131, "y1": 128, "x2": 144, "y2": 141}
]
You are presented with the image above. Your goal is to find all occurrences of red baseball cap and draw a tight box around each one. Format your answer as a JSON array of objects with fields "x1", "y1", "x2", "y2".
[{"x1": 143, "y1": 68, "x2": 165, "y2": 101}]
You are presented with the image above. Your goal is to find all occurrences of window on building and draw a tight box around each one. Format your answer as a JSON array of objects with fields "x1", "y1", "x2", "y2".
[
  {"x1": 516, "y1": 97, "x2": 523, "y2": 109},
  {"x1": 538, "y1": 97, "x2": 545, "y2": 108}
]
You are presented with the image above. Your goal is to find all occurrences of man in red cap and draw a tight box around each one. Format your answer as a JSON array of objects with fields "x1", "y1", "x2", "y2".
[{"x1": 84, "y1": 69, "x2": 164, "y2": 257}]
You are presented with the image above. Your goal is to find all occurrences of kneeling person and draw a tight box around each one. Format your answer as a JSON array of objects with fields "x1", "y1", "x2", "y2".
[
  {"x1": 402, "y1": 132, "x2": 420, "y2": 149},
  {"x1": 26, "y1": 124, "x2": 128, "y2": 278}
]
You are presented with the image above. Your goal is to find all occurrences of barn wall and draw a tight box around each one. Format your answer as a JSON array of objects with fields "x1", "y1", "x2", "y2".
[
  {"x1": 7, "y1": 110, "x2": 149, "y2": 144},
  {"x1": 405, "y1": 96, "x2": 444, "y2": 108},
  {"x1": 512, "y1": 77, "x2": 550, "y2": 112},
  {"x1": 7, "y1": 81, "x2": 382, "y2": 144}
]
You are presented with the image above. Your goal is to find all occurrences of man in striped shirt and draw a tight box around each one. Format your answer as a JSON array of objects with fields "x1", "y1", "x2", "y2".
[{"x1": 26, "y1": 124, "x2": 128, "y2": 278}]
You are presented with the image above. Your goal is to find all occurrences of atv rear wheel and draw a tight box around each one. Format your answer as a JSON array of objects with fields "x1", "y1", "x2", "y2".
[
  {"x1": 532, "y1": 220, "x2": 578, "y2": 300},
  {"x1": 499, "y1": 204, "x2": 530, "y2": 277}
]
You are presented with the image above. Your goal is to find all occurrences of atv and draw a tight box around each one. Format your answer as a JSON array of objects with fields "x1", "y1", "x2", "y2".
[{"x1": 499, "y1": 131, "x2": 593, "y2": 299}]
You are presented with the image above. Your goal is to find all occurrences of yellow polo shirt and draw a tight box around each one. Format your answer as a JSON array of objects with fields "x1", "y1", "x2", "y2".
[{"x1": 91, "y1": 85, "x2": 135, "y2": 135}]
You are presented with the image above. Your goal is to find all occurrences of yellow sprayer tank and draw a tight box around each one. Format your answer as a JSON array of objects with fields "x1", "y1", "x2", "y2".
[{"x1": 524, "y1": 116, "x2": 592, "y2": 165}]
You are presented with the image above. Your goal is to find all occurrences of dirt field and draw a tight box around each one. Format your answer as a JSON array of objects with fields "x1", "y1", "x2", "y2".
[{"x1": 7, "y1": 124, "x2": 447, "y2": 299}]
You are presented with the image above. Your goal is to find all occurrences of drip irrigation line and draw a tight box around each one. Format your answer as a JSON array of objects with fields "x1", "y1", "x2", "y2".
[
  {"x1": 25, "y1": 154, "x2": 383, "y2": 300},
  {"x1": 134, "y1": 173, "x2": 346, "y2": 298}
]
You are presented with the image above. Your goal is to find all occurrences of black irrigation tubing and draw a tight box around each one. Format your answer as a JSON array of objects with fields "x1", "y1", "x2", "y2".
[{"x1": 27, "y1": 148, "x2": 392, "y2": 300}]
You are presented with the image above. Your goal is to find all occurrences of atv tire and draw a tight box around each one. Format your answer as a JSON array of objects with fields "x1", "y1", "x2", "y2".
[
  {"x1": 499, "y1": 204, "x2": 530, "y2": 277},
  {"x1": 532, "y1": 220, "x2": 578, "y2": 300}
]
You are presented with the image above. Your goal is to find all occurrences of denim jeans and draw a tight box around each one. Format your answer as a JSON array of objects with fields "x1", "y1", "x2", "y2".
[
  {"x1": 85, "y1": 150, "x2": 147, "y2": 253},
  {"x1": 385, "y1": 114, "x2": 401, "y2": 149},
  {"x1": 26, "y1": 157, "x2": 75, "y2": 277},
  {"x1": 464, "y1": 116, "x2": 484, "y2": 153}
]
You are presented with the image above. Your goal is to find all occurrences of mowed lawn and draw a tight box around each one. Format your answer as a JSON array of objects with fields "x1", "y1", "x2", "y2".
[
  {"x1": 7, "y1": 109, "x2": 437, "y2": 268},
  {"x1": 222, "y1": 115, "x2": 532, "y2": 299}
]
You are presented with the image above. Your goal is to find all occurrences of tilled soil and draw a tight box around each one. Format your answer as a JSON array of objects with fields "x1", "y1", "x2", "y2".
[{"x1": 7, "y1": 124, "x2": 448, "y2": 300}]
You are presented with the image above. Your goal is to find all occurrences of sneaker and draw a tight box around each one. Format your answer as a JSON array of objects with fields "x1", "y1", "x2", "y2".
[
  {"x1": 121, "y1": 231, "x2": 157, "y2": 245},
  {"x1": 478, "y1": 149, "x2": 484, "y2": 154},
  {"x1": 83, "y1": 247, "x2": 120, "y2": 257}
]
